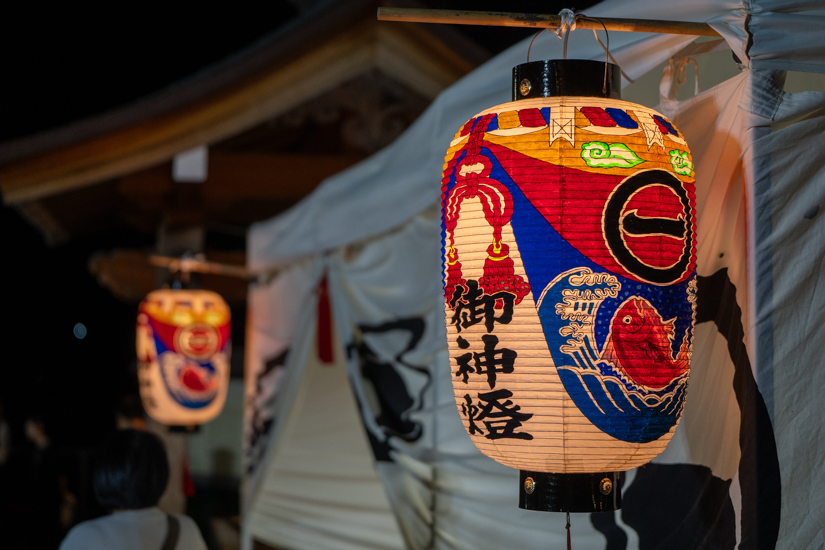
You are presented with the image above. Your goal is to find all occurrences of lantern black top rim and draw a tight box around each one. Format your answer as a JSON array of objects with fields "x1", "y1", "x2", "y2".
[{"x1": 513, "y1": 59, "x2": 621, "y2": 101}]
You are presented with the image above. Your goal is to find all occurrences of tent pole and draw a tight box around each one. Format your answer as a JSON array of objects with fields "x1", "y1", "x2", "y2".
[{"x1": 377, "y1": 8, "x2": 721, "y2": 37}]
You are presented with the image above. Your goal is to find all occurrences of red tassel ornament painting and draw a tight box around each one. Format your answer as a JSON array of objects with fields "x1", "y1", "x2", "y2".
[{"x1": 442, "y1": 60, "x2": 696, "y2": 475}]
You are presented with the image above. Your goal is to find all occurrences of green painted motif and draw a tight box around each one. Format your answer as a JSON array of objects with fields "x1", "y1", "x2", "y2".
[
  {"x1": 669, "y1": 150, "x2": 693, "y2": 176},
  {"x1": 581, "y1": 142, "x2": 644, "y2": 169}
]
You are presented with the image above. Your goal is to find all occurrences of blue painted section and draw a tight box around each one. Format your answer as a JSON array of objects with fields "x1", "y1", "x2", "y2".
[
  {"x1": 606, "y1": 107, "x2": 638, "y2": 129},
  {"x1": 152, "y1": 327, "x2": 217, "y2": 410},
  {"x1": 442, "y1": 143, "x2": 694, "y2": 443},
  {"x1": 539, "y1": 269, "x2": 691, "y2": 442},
  {"x1": 541, "y1": 107, "x2": 551, "y2": 125},
  {"x1": 654, "y1": 115, "x2": 678, "y2": 135}
]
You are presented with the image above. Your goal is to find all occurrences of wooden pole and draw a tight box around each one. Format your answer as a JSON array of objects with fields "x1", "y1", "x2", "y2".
[
  {"x1": 149, "y1": 255, "x2": 255, "y2": 280},
  {"x1": 377, "y1": 8, "x2": 720, "y2": 37}
]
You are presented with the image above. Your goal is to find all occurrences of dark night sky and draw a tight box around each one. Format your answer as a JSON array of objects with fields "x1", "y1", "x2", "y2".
[
  {"x1": 0, "y1": 1, "x2": 302, "y2": 447},
  {"x1": 0, "y1": 0, "x2": 596, "y2": 446},
  {"x1": 0, "y1": 1, "x2": 594, "y2": 143},
  {"x1": 0, "y1": 3, "x2": 299, "y2": 143}
]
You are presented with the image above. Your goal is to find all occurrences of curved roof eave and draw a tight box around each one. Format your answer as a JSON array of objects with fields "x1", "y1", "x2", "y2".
[{"x1": 0, "y1": 0, "x2": 488, "y2": 205}]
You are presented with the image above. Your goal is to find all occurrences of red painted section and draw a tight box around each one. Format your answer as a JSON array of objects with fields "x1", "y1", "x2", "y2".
[
  {"x1": 459, "y1": 118, "x2": 475, "y2": 136},
  {"x1": 518, "y1": 108, "x2": 546, "y2": 127},
  {"x1": 653, "y1": 117, "x2": 669, "y2": 135},
  {"x1": 580, "y1": 107, "x2": 617, "y2": 127},
  {"x1": 317, "y1": 275, "x2": 334, "y2": 364},
  {"x1": 601, "y1": 297, "x2": 690, "y2": 388},
  {"x1": 482, "y1": 141, "x2": 696, "y2": 285}
]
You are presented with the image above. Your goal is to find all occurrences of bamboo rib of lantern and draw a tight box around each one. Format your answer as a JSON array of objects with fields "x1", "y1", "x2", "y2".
[{"x1": 377, "y1": 8, "x2": 720, "y2": 37}]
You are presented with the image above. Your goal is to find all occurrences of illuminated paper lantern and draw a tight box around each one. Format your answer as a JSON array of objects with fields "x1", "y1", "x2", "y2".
[
  {"x1": 137, "y1": 289, "x2": 231, "y2": 426},
  {"x1": 442, "y1": 60, "x2": 696, "y2": 511}
]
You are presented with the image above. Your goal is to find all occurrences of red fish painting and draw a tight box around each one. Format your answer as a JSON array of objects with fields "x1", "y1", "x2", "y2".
[
  {"x1": 180, "y1": 364, "x2": 218, "y2": 393},
  {"x1": 601, "y1": 297, "x2": 690, "y2": 388}
]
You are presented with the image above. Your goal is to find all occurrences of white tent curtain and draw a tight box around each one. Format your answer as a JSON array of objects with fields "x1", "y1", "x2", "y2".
[
  {"x1": 248, "y1": 11, "x2": 704, "y2": 269},
  {"x1": 245, "y1": 1, "x2": 825, "y2": 548},
  {"x1": 243, "y1": 258, "x2": 320, "y2": 511},
  {"x1": 243, "y1": 259, "x2": 406, "y2": 549},
  {"x1": 325, "y1": 207, "x2": 614, "y2": 549}
]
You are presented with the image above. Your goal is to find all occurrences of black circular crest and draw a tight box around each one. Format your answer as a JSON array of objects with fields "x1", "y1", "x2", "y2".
[{"x1": 603, "y1": 170, "x2": 693, "y2": 284}]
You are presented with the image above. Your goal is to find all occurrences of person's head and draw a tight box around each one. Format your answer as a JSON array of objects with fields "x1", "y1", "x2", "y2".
[{"x1": 93, "y1": 429, "x2": 169, "y2": 510}]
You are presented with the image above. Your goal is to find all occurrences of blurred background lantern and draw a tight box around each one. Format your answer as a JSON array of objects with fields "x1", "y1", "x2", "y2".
[
  {"x1": 442, "y1": 59, "x2": 696, "y2": 512},
  {"x1": 137, "y1": 289, "x2": 231, "y2": 426}
]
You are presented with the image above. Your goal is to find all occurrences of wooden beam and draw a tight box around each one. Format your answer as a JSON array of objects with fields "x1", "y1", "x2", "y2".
[
  {"x1": 16, "y1": 201, "x2": 70, "y2": 245},
  {"x1": 0, "y1": 20, "x2": 474, "y2": 205},
  {"x1": 377, "y1": 8, "x2": 721, "y2": 37},
  {"x1": 118, "y1": 152, "x2": 364, "y2": 203},
  {"x1": 89, "y1": 249, "x2": 249, "y2": 303},
  {"x1": 0, "y1": 24, "x2": 374, "y2": 205},
  {"x1": 205, "y1": 152, "x2": 365, "y2": 200},
  {"x1": 148, "y1": 254, "x2": 253, "y2": 280}
]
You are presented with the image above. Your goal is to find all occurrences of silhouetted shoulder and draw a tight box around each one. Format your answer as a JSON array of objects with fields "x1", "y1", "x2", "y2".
[{"x1": 59, "y1": 508, "x2": 207, "y2": 550}]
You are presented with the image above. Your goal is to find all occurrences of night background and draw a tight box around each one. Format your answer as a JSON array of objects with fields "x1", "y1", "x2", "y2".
[
  {"x1": 1, "y1": 0, "x2": 590, "y2": 446},
  {"x1": 0, "y1": 1, "x2": 597, "y2": 548}
]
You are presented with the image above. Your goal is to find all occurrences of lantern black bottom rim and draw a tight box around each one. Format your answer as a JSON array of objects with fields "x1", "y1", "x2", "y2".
[{"x1": 519, "y1": 470, "x2": 622, "y2": 513}]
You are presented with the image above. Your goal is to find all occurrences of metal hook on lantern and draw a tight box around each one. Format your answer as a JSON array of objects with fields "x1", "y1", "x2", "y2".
[{"x1": 166, "y1": 252, "x2": 204, "y2": 288}]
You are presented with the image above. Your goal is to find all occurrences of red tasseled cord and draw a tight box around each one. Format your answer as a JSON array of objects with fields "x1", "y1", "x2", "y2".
[
  {"x1": 566, "y1": 512, "x2": 572, "y2": 550},
  {"x1": 317, "y1": 275, "x2": 333, "y2": 364},
  {"x1": 182, "y1": 456, "x2": 195, "y2": 498},
  {"x1": 479, "y1": 241, "x2": 531, "y2": 307},
  {"x1": 445, "y1": 247, "x2": 465, "y2": 304}
]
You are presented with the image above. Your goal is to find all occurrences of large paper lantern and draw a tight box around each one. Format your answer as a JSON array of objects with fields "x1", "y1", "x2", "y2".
[
  {"x1": 136, "y1": 289, "x2": 231, "y2": 426},
  {"x1": 441, "y1": 60, "x2": 696, "y2": 512}
]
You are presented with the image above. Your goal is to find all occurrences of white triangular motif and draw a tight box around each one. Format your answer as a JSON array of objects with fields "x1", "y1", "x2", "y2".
[{"x1": 634, "y1": 111, "x2": 665, "y2": 150}]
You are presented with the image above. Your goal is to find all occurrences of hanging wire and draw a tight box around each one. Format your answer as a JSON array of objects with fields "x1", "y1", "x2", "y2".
[
  {"x1": 575, "y1": 14, "x2": 610, "y2": 93},
  {"x1": 526, "y1": 28, "x2": 548, "y2": 62},
  {"x1": 527, "y1": 8, "x2": 576, "y2": 62},
  {"x1": 579, "y1": 15, "x2": 637, "y2": 86},
  {"x1": 527, "y1": 9, "x2": 635, "y2": 88}
]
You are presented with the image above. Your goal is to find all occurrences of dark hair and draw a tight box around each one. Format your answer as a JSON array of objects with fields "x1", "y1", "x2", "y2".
[
  {"x1": 93, "y1": 429, "x2": 169, "y2": 510},
  {"x1": 117, "y1": 394, "x2": 145, "y2": 420}
]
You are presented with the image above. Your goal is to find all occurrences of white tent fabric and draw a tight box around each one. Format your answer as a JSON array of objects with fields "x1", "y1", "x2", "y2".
[
  {"x1": 325, "y1": 207, "x2": 614, "y2": 549},
  {"x1": 243, "y1": 260, "x2": 406, "y2": 549},
  {"x1": 746, "y1": 2, "x2": 825, "y2": 73},
  {"x1": 245, "y1": 1, "x2": 825, "y2": 549},
  {"x1": 247, "y1": 0, "x2": 825, "y2": 275},
  {"x1": 248, "y1": 7, "x2": 707, "y2": 270},
  {"x1": 740, "y1": 80, "x2": 825, "y2": 547},
  {"x1": 243, "y1": 258, "x2": 319, "y2": 506}
]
